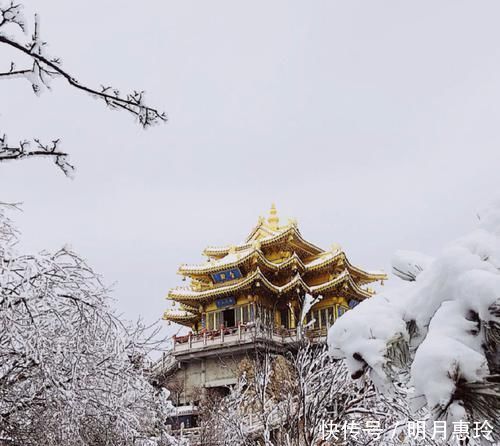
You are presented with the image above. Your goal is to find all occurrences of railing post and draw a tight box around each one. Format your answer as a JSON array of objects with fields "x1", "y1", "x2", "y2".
[
  {"x1": 188, "y1": 332, "x2": 192, "y2": 349},
  {"x1": 238, "y1": 321, "x2": 242, "y2": 341},
  {"x1": 203, "y1": 331, "x2": 207, "y2": 346},
  {"x1": 220, "y1": 325, "x2": 224, "y2": 343},
  {"x1": 173, "y1": 335, "x2": 176, "y2": 352}
]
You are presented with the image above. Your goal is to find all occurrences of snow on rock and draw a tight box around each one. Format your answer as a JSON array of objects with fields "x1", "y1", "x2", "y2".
[{"x1": 328, "y1": 200, "x2": 500, "y2": 433}]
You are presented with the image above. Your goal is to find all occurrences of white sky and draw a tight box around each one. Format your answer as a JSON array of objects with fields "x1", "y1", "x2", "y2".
[{"x1": 1, "y1": 1, "x2": 500, "y2": 339}]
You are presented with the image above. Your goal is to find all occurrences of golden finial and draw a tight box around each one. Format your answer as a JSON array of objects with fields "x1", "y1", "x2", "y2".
[{"x1": 267, "y1": 203, "x2": 279, "y2": 230}]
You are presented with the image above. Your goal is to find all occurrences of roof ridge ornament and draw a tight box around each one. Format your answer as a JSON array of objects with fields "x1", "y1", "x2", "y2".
[{"x1": 331, "y1": 243, "x2": 342, "y2": 253}]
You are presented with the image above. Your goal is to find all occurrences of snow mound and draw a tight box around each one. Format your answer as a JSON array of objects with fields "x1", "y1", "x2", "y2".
[{"x1": 328, "y1": 200, "x2": 500, "y2": 436}]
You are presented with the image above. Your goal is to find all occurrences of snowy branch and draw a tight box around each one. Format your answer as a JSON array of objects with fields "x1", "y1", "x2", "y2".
[
  {"x1": 0, "y1": 1, "x2": 167, "y2": 176},
  {"x1": 391, "y1": 250, "x2": 434, "y2": 282},
  {"x1": 196, "y1": 341, "x2": 437, "y2": 446},
  {"x1": 0, "y1": 205, "x2": 177, "y2": 446},
  {"x1": 0, "y1": 134, "x2": 74, "y2": 176}
]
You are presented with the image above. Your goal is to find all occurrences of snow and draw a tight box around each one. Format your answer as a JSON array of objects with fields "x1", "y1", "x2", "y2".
[
  {"x1": 165, "y1": 310, "x2": 194, "y2": 317},
  {"x1": 0, "y1": 2, "x2": 26, "y2": 33},
  {"x1": 304, "y1": 250, "x2": 338, "y2": 267},
  {"x1": 300, "y1": 293, "x2": 316, "y2": 322},
  {"x1": 185, "y1": 246, "x2": 342, "y2": 273},
  {"x1": 328, "y1": 291, "x2": 408, "y2": 390},
  {"x1": 328, "y1": 199, "x2": 500, "y2": 429},
  {"x1": 391, "y1": 249, "x2": 434, "y2": 281},
  {"x1": 204, "y1": 224, "x2": 296, "y2": 256},
  {"x1": 181, "y1": 247, "x2": 254, "y2": 271},
  {"x1": 411, "y1": 301, "x2": 488, "y2": 410}
]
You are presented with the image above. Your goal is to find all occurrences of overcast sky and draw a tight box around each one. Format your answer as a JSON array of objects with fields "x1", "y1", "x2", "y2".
[{"x1": 1, "y1": 1, "x2": 500, "y2": 339}]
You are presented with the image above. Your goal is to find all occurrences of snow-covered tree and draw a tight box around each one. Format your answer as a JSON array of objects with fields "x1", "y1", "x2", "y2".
[
  {"x1": 328, "y1": 201, "x2": 500, "y2": 445},
  {"x1": 199, "y1": 341, "x2": 442, "y2": 446},
  {"x1": 0, "y1": 0, "x2": 166, "y2": 175},
  {"x1": 0, "y1": 204, "x2": 178, "y2": 446}
]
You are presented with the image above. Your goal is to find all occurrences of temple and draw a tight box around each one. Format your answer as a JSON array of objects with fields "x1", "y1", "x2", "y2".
[
  {"x1": 159, "y1": 205, "x2": 386, "y2": 440},
  {"x1": 164, "y1": 204, "x2": 385, "y2": 335}
]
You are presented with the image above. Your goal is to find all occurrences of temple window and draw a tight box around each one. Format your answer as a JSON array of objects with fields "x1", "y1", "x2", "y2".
[
  {"x1": 327, "y1": 307, "x2": 335, "y2": 325},
  {"x1": 314, "y1": 310, "x2": 321, "y2": 329},
  {"x1": 214, "y1": 311, "x2": 222, "y2": 329},
  {"x1": 222, "y1": 308, "x2": 235, "y2": 327},
  {"x1": 206, "y1": 304, "x2": 255, "y2": 330},
  {"x1": 320, "y1": 308, "x2": 327, "y2": 328},
  {"x1": 279, "y1": 308, "x2": 290, "y2": 328},
  {"x1": 242, "y1": 305, "x2": 249, "y2": 323}
]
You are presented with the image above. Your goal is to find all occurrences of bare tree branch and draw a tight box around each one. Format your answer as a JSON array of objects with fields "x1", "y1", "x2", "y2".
[
  {"x1": 0, "y1": 134, "x2": 74, "y2": 176},
  {"x1": 0, "y1": 1, "x2": 167, "y2": 176}
]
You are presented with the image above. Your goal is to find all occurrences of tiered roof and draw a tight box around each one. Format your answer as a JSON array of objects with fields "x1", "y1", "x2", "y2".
[{"x1": 164, "y1": 205, "x2": 386, "y2": 327}]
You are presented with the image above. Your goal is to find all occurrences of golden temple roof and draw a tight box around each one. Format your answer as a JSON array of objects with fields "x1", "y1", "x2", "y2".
[
  {"x1": 203, "y1": 206, "x2": 323, "y2": 259},
  {"x1": 169, "y1": 267, "x2": 373, "y2": 304},
  {"x1": 163, "y1": 309, "x2": 199, "y2": 323},
  {"x1": 164, "y1": 205, "x2": 387, "y2": 327},
  {"x1": 178, "y1": 246, "x2": 385, "y2": 284}
]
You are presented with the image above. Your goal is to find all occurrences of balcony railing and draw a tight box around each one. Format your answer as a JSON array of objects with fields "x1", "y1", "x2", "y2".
[{"x1": 172, "y1": 322, "x2": 327, "y2": 354}]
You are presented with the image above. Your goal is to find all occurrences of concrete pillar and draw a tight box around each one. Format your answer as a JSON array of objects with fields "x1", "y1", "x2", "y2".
[{"x1": 201, "y1": 358, "x2": 206, "y2": 388}]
